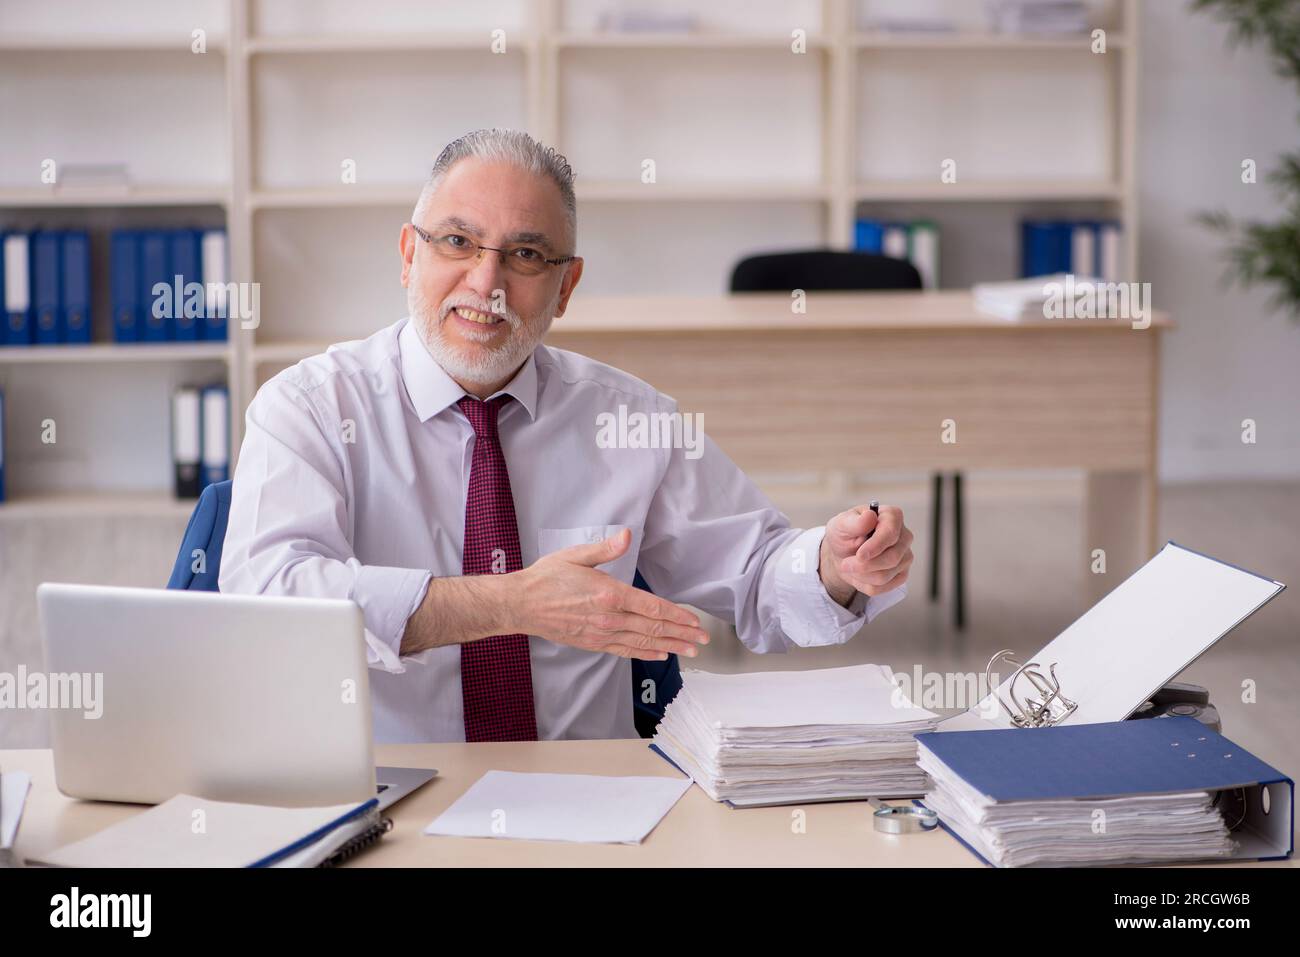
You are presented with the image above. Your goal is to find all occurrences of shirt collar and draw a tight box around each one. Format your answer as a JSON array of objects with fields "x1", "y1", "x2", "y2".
[{"x1": 398, "y1": 316, "x2": 539, "y2": 423}]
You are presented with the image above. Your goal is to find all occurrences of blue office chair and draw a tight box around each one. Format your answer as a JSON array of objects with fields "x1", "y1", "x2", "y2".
[{"x1": 166, "y1": 480, "x2": 680, "y2": 737}]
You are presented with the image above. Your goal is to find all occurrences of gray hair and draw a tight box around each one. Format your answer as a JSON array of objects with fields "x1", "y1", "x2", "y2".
[{"x1": 411, "y1": 128, "x2": 577, "y2": 250}]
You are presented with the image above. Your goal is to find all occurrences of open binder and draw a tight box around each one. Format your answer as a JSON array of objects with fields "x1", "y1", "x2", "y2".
[{"x1": 941, "y1": 542, "x2": 1285, "y2": 733}]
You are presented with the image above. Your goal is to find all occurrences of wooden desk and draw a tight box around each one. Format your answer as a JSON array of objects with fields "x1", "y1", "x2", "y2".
[
  {"x1": 3, "y1": 741, "x2": 1290, "y2": 868},
  {"x1": 551, "y1": 292, "x2": 1171, "y2": 602}
]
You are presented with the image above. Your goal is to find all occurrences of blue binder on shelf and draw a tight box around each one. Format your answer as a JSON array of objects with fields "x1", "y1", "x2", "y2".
[
  {"x1": 3, "y1": 232, "x2": 33, "y2": 346},
  {"x1": 853, "y1": 218, "x2": 884, "y2": 254},
  {"x1": 61, "y1": 231, "x2": 92, "y2": 344},
  {"x1": 32, "y1": 231, "x2": 63, "y2": 345},
  {"x1": 916, "y1": 716, "x2": 1293, "y2": 866},
  {"x1": 171, "y1": 229, "x2": 202, "y2": 342},
  {"x1": 110, "y1": 230, "x2": 140, "y2": 343},
  {"x1": 139, "y1": 230, "x2": 172, "y2": 342},
  {"x1": 1021, "y1": 220, "x2": 1073, "y2": 278}
]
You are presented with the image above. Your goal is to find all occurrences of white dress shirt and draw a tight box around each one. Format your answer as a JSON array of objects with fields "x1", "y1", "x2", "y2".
[{"x1": 219, "y1": 316, "x2": 905, "y2": 742}]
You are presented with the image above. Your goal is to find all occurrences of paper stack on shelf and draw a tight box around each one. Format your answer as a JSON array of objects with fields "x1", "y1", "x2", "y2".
[
  {"x1": 652, "y1": 664, "x2": 939, "y2": 807},
  {"x1": 863, "y1": 18, "x2": 957, "y2": 34},
  {"x1": 52, "y1": 162, "x2": 131, "y2": 193},
  {"x1": 986, "y1": 1, "x2": 1089, "y2": 35},
  {"x1": 596, "y1": 9, "x2": 697, "y2": 33}
]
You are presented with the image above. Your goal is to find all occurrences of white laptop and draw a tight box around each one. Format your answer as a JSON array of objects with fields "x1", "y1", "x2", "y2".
[{"x1": 36, "y1": 583, "x2": 436, "y2": 809}]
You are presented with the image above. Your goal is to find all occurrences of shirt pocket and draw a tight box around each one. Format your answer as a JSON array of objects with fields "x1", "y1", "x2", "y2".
[{"x1": 537, "y1": 524, "x2": 644, "y2": 585}]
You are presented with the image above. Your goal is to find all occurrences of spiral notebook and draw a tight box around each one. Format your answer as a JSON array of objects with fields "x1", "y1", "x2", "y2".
[{"x1": 271, "y1": 808, "x2": 393, "y2": 868}]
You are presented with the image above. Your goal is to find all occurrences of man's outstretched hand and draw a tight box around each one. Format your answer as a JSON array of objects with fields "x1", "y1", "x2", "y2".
[
  {"x1": 511, "y1": 528, "x2": 710, "y2": 661},
  {"x1": 819, "y1": 505, "x2": 914, "y2": 607}
]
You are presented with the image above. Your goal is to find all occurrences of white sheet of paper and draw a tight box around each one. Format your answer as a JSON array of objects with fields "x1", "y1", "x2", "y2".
[
  {"x1": 949, "y1": 543, "x2": 1284, "y2": 730},
  {"x1": 2, "y1": 771, "x2": 32, "y2": 848},
  {"x1": 424, "y1": 771, "x2": 691, "y2": 844}
]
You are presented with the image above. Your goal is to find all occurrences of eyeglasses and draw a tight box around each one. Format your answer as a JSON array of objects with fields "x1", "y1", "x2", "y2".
[{"x1": 409, "y1": 223, "x2": 578, "y2": 278}]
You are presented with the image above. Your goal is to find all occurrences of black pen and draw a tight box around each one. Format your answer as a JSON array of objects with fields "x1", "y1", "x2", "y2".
[{"x1": 866, "y1": 500, "x2": 880, "y2": 540}]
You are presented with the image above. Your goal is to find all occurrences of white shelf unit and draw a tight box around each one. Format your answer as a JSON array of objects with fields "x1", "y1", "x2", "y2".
[
  {"x1": 0, "y1": 0, "x2": 234, "y2": 516},
  {"x1": 0, "y1": 0, "x2": 1140, "y2": 517}
]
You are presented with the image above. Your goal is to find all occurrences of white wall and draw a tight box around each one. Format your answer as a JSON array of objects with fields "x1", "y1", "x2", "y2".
[{"x1": 1141, "y1": 1, "x2": 1300, "y2": 481}]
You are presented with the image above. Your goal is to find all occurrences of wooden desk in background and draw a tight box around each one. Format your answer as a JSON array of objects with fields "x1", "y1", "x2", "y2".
[
  {"x1": 3, "y1": 742, "x2": 1290, "y2": 868},
  {"x1": 551, "y1": 292, "x2": 1171, "y2": 603}
]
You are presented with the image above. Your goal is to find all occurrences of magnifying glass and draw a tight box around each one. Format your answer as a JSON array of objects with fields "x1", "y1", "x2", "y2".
[{"x1": 868, "y1": 797, "x2": 939, "y2": 834}]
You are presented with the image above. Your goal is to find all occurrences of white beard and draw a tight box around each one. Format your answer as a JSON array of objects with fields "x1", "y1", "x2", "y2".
[{"x1": 408, "y1": 280, "x2": 557, "y2": 388}]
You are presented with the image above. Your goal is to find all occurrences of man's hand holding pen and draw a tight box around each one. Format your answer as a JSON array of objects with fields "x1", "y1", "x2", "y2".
[{"x1": 819, "y1": 503, "x2": 914, "y2": 607}]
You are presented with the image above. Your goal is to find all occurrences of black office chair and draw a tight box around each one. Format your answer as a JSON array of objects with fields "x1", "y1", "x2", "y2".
[
  {"x1": 728, "y1": 249, "x2": 967, "y2": 632},
  {"x1": 730, "y1": 249, "x2": 922, "y2": 293}
]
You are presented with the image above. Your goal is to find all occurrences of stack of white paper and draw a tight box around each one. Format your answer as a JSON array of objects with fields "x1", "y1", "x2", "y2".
[
  {"x1": 918, "y1": 749, "x2": 1236, "y2": 867},
  {"x1": 987, "y1": 1, "x2": 1089, "y2": 35},
  {"x1": 973, "y1": 274, "x2": 1092, "y2": 321},
  {"x1": 652, "y1": 665, "x2": 939, "y2": 807}
]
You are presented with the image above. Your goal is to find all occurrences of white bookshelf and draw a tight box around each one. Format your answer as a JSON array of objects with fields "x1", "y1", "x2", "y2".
[{"x1": 0, "y1": 0, "x2": 1140, "y2": 518}]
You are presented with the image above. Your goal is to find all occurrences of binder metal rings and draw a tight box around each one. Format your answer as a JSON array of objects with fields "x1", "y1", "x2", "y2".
[{"x1": 985, "y1": 649, "x2": 1079, "y2": 728}]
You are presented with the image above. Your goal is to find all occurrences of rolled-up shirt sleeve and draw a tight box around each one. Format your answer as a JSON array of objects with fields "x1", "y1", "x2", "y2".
[
  {"x1": 775, "y1": 525, "x2": 907, "y2": 646},
  {"x1": 217, "y1": 375, "x2": 432, "y2": 672},
  {"x1": 634, "y1": 403, "x2": 905, "y2": 653}
]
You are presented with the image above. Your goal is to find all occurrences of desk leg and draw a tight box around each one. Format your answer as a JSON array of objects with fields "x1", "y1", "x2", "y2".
[
  {"x1": 1084, "y1": 470, "x2": 1157, "y2": 604},
  {"x1": 929, "y1": 473, "x2": 942, "y2": 603},
  {"x1": 953, "y1": 473, "x2": 966, "y2": 634}
]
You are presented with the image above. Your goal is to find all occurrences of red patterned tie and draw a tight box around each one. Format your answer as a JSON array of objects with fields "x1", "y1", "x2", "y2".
[{"x1": 457, "y1": 395, "x2": 538, "y2": 742}]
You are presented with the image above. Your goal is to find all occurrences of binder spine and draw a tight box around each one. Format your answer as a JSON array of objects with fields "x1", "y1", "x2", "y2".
[
  {"x1": 4, "y1": 233, "x2": 33, "y2": 346},
  {"x1": 171, "y1": 230, "x2": 202, "y2": 341},
  {"x1": 200, "y1": 230, "x2": 229, "y2": 341},
  {"x1": 200, "y1": 384, "x2": 230, "y2": 489},
  {"x1": 111, "y1": 230, "x2": 140, "y2": 343},
  {"x1": 881, "y1": 223, "x2": 909, "y2": 261},
  {"x1": 910, "y1": 221, "x2": 940, "y2": 290},
  {"x1": 32, "y1": 231, "x2": 63, "y2": 345},
  {"x1": 139, "y1": 231, "x2": 172, "y2": 342},
  {"x1": 854, "y1": 218, "x2": 883, "y2": 254},
  {"x1": 61, "y1": 231, "x2": 92, "y2": 344},
  {"x1": 172, "y1": 387, "x2": 202, "y2": 499}
]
